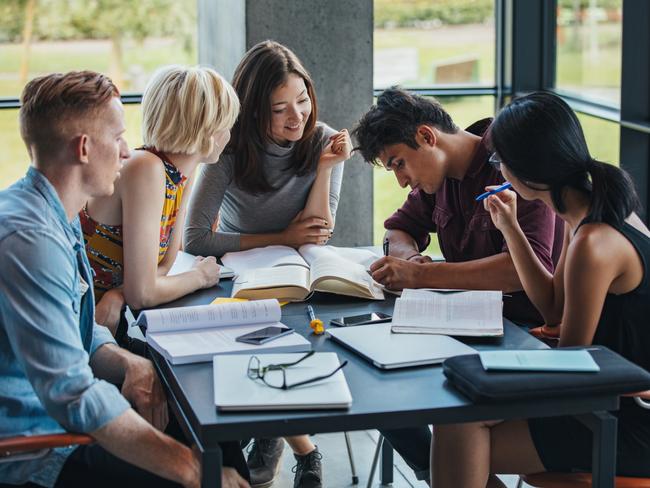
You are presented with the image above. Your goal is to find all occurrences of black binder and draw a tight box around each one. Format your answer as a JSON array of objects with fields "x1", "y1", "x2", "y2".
[{"x1": 442, "y1": 346, "x2": 650, "y2": 403}]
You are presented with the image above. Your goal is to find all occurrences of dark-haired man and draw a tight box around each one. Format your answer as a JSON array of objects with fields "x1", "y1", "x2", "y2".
[
  {"x1": 352, "y1": 88, "x2": 562, "y2": 482},
  {"x1": 0, "y1": 71, "x2": 248, "y2": 488}
]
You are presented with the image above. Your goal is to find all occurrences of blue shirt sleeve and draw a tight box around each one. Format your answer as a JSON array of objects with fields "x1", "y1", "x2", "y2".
[
  {"x1": 0, "y1": 230, "x2": 130, "y2": 433},
  {"x1": 91, "y1": 323, "x2": 117, "y2": 356}
]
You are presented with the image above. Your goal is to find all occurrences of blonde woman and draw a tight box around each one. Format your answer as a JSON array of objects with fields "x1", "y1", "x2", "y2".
[{"x1": 81, "y1": 66, "x2": 239, "y2": 338}]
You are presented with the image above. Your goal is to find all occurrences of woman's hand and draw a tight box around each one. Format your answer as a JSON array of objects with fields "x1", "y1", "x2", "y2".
[
  {"x1": 191, "y1": 256, "x2": 220, "y2": 289},
  {"x1": 281, "y1": 217, "x2": 332, "y2": 248},
  {"x1": 95, "y1": 288, "x2": 126, "y2": 335},
  {"x1": 318, "y1": 129, "x2": 352, "y2": 169},
  {"x1": 483, "y1": 187, "x2": 519, "y2": 233}
]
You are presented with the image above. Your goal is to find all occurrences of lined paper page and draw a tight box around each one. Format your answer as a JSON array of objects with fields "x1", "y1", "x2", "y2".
[{"x1": 392, "y1": 289, "x2": 503, "y2": 336}]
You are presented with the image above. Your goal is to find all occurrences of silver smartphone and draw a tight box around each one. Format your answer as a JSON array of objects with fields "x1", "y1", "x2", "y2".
[{"x1": 330, "y1": 312, "x2": 392, "y2": 327}]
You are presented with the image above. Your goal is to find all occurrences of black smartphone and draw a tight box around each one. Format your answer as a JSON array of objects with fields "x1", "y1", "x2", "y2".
[
  {"x1": 330, "y1": 312, "x2": 392, "y2": 327},
  {"x1": 235, "y1": 326, "x2": 295, "y2": 345}
]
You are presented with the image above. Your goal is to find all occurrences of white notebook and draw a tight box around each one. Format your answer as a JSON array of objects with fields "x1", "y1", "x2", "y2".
[
  {"x1": 136, "y1": 300, "x2": 310, "y2": 365},
  {"x1": 168, "y1": 250, "x2": 234, "y2": 279},
  {"x1": 391, "y1": 289, "x2": 504, "y2": 337},
  {"x1": 213, "y1": 353, "x2": 352, "y2": 411},
  {"x1": 328, "y1": 324, "x2": 476, "y2": 370}
]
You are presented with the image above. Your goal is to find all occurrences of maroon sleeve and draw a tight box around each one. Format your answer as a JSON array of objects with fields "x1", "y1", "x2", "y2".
[
  {"x1": 503, "y1": 196, "x2": 557, "y2": 273},
  {"x1": 383, "y1": 190, "x2": 437, "y2": 252}
]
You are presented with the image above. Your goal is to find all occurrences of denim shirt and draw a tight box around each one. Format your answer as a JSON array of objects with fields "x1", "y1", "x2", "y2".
[{"x1": 0, "y1": 168, "x2": 130, "y2": 487}]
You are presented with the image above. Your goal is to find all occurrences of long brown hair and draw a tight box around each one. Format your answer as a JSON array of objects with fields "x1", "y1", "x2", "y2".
[{"x1": 228, "y1": 40, "x2": 325, "y2": 194}]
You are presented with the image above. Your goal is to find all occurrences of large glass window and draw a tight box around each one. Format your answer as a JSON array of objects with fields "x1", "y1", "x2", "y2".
[
  {"x1": 373, "y1": 96, "x2": 495, "y2": 247},
  {"x1": 0, "y1": 104, "x2": 143, "y2": 190},
  {"x1": 0, "y1": 0, "x2": 197, "y2": 98},
  {"x1": 556, "y1": 0, "x2": 622, "y2": 107},
  {"x1": 373, "y1": 0, "x2": 495, "y2": 89},
  {"x1": 576, "y1": 113, "x2": 620, "y2": 166}
]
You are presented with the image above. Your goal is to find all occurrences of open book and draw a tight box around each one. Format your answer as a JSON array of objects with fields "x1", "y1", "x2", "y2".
[
  {"x1": 222, "y1": 245, "x2": 384, "y2": 302},
  {"x1": 391, "y1": 289, "x2": 504, "y2": 337},
  {"x1": 134, "y1": 299, "x2": 311, "y2": 364}
]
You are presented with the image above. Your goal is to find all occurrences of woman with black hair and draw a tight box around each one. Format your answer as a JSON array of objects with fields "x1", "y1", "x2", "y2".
[{"x1": 430, "y1": 92, "x2": 650, "y2": 487}]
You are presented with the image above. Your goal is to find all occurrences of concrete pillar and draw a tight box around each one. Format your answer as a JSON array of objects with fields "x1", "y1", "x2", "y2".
[
  {"x1": 199, "y1": 0, "x2": 374, "y2": 246},
  {"x1": 246, "y1": 0, "x2": 374, "y2": 246},
  {"x1": 197, "y1": 0, "x2": 246, "y2": 81}
]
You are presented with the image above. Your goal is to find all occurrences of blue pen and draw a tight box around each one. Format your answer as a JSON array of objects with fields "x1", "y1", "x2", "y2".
[{"x1": 475, "y1": 182, "x2": 512, "y2": 202}]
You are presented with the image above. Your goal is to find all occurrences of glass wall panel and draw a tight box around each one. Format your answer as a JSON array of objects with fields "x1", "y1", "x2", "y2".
[
  {"x1": 0, "y1": 104, "x2": 143, "y2": 190},
  {"x1": 576, "y1": 113, "x2": 620, "y2": 166},
  {"x1": 556, "y1": 0, "x2": 622, "y2": 107},
  {"x1": 0, "y1": 0, "x2": 197, "y2": 98},
  {"x1": 373, "y1": 0, "x2": 495, "y2": 89},
  {"x1": 373, "y1": 96, "x2": 495, "y2": 246}
]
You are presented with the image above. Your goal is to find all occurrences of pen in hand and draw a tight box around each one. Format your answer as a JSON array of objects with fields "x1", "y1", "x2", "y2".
[
  {"x1": 475, "y1": 182, "x2": 512, "y2": 202},
  {"x1": 383, "y1": 237, "x2": 390, "y2": 257}
]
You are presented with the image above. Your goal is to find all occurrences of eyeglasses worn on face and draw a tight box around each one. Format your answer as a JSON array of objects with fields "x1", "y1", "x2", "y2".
[{"x1": 247, "y1": 350, "x2": 348, "y2": 390}]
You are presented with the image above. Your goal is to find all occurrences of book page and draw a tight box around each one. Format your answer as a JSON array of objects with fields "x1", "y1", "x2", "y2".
[
  {"x1": 136, "y1": 299, "x2": 281, "y2": 334},
  {"x1": 222, "y1": 245, "x2": 306, "y2": 274},
  {"x1": 149, "y1": 322, "x2": 310, "y2": 364},
  {"x1": 232, "y1": 265, "x2": 310, "y2": 291},
  {"x1": 309, "y1": 256, "x2": 382, "y2": 298},
  {"x1": 392, "y1": 289, "x2": 502, "y2": 334},
  {"x1": 299, "y1": 244, "x2": 380, "y2": 269}
]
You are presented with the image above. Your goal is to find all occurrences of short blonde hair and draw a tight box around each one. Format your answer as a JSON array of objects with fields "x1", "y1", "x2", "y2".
[{"x1": 142, "y1": 65, "x2": 239, "y2": 155}]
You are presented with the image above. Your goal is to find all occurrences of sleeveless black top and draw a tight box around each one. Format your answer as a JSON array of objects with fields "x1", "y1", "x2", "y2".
[
  {"x1": 529, "y1": 221, "x2": 650, "y2": 476},
  {"x1": 593, "y1": 222, "x2": 650, "y2": 421}
]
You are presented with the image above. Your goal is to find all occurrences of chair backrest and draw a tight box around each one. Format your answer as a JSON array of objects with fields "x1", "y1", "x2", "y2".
[{"x1": 0, "y1": 433, "x2": 93, "y2": 463}]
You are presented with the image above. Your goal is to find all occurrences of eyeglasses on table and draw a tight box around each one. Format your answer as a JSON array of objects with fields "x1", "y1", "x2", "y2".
[{"x1": 247, "y1": 350, "x2": 348, "y2": 390}]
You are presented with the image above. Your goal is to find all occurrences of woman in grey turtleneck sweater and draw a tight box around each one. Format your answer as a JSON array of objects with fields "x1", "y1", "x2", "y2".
[
  {"x1": 184, "y1": 40, "x2": 350, "y2": 488},
  {"x1": 184, "y1": 41, "x2": 349, "y2": 259}
]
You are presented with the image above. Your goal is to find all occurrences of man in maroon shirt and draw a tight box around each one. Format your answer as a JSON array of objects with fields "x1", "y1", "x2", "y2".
[
  {"x1": 354, "y1": 88, "x2": 562, "y2": 325},
  {"x1": 351, "y1": 88, "x2": 563, "y2": 481}
]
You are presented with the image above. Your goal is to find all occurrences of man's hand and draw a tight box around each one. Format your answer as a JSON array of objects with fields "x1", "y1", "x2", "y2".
[
  {"x1": 369, "y1": 256, "x2": 425, "y2": 290},
  {"x1": 186, "y1": 450, "x2": 249, "y2": 488},
  {"x1": 121, "y1": 355, "x2": 168, "y2": 431},
  {"x1": 95, "y1": 288, "x2": 126, "y2": 335},
  {"x1": 282, "y1": 217, "x2": 332, "y2": 248},
  {"x1": 222, "y1": 467, "x2": 250, "y2": 488}
]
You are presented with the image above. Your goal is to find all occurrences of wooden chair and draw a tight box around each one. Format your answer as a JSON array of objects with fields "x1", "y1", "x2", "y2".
[
  {"x1": 0, "y1": 433, "x2": 93, "y2": 462},
  {"x1": 517, "y1": 393, "x2": 650, "y2": 488}
]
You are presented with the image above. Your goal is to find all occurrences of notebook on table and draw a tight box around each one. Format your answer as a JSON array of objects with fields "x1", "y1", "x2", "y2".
[
  {"x1": 213, "y1": 352, "x2": 352, "y2": 411},
  {"x1": 168, "y1": 250, "x2": 234, "y2": 279},
  {"x1": 479, "y1": 350, "x2": 600, "y2": 372},
  {"x1": 327, "y1": 324, "x2": 476, "y2": 370}
]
